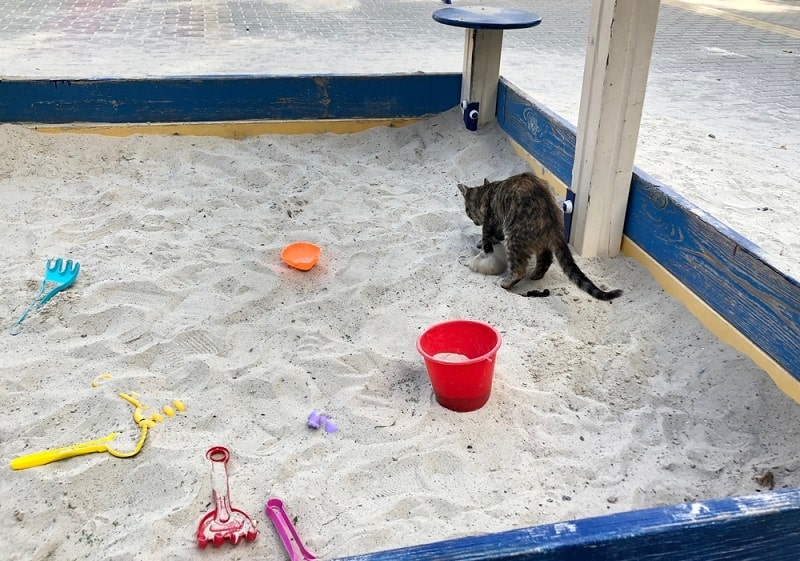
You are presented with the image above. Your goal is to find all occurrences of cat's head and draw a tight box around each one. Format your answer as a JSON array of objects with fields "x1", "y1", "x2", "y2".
[{"x1": 457, "y1": 179, "x2": 490, "y2": 226}]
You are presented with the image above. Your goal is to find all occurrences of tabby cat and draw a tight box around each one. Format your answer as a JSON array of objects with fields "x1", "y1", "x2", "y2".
[{"x1": 457, "y1": 172, "x2": 623, "y2": 301}]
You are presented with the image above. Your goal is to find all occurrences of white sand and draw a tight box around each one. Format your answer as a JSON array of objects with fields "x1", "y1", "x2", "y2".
[{"x1": 1, "y1": 110, "x2": 799, "y2": 560}]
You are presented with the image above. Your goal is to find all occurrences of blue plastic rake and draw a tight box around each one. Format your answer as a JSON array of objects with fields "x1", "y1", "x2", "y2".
[{"x1": 10, "y1": 258, "x2": 80, "y2": 335}]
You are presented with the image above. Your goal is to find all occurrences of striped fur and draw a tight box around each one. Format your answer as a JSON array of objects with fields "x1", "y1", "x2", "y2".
[{"x1": 458, "y1": 172, "x2": 622, "y2": 301}]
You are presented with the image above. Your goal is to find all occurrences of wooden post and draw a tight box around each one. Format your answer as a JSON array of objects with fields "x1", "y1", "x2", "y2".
[
  {"x1": 432, "y1": 6, "x2": 541, "y2": 130},
  {"x1": 569, "y1": 0, "x2": 661, "y2": 257},
  {"x1": 461, "y1": 28, "x2": 504, "y2": 128}
]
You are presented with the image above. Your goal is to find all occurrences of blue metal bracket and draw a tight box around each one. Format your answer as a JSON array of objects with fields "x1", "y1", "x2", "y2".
[
  {"x1": 563, "y1": 188, "x2": 576, "y2": 241},
  {"x1": 462, "y1": 101, "x2": 479, "y2": 131}
]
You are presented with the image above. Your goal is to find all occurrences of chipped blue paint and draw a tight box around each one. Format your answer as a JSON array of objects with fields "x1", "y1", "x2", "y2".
[
  {"x1": 0, "y1": 74, "x2": 461, "y2": 124},
  {"x1": 332, "y1": 488, "x2": 800, "y2": 561}
]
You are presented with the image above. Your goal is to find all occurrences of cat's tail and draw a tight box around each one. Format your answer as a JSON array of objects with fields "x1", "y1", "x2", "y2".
[{"x1": 553, "y1": 241, "x2": 623, "y2": 301}]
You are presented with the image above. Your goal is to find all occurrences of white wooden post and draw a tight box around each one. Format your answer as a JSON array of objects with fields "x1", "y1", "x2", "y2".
[
  {"x1": 461, "y1": 28, "x2": 504, "y2": 128},
  {"x1": 570, "y1": 0, "x2": 661, "y2": 257},
  {"x1": 433, "y1": 6, "x2": 541, "y2": 130}
]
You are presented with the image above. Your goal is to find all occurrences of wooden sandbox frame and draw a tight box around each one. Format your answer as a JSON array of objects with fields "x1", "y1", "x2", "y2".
[{"x1": 1, "y1": 72, "x2": 798, "y2": 560}]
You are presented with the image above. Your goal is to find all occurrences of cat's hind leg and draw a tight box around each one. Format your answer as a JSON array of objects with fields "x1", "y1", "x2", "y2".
[
  {"x1": 529, "y1": 249, "x2": 553, "y2": 280},
  {"x1": 500, "y1": 243, "x2": 530, "y2": 289}
]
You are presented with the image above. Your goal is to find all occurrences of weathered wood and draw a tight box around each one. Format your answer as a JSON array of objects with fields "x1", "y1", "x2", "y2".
[
  {"x1": 497, "y1": 80, "x2": 577, "y2": 189},
  {"x1": 462, "y1": 28, "x2": 504, "y2": 128},
  {"x1": 0, "y1": 74, "x2": 461, "y2": 124},
  {"x1": 332, "y1": 488, "x2": 800, "y2": 561},
  {"x1": 570, "y1": 0, "x2": 661, "y2": 257},
  {"x1": 497, "y1": 78, "x2": 800, "y2": 382},
  {"x1": 626, "y1": 170, "x2": 800, "y2": 375},
  {"x1": 433, "y1": 6, "x2": 541, "y2": 129}
]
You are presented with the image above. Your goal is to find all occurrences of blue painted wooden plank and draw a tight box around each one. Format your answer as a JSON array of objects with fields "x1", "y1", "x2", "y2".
[
  {"x1": 626, "y1": 170, "x2": 800, "y2": 375},
  {"x1": 496, "y1": 78, "x2": 800, "y2": 380},
  {"x1": 0, "y1": 74, "x2": 461, "y2": 124},
  {"x1": 496, "y1": 80, "x2": 576, "y2": 187},
  {"x1": 332, "y1": 488, "x2": 800, "y2": 561}
]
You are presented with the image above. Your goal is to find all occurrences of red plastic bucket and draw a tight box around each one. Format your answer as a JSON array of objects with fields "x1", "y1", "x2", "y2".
[{"x1": 416, "y1": 319, "x2": 502, "y2": 412}]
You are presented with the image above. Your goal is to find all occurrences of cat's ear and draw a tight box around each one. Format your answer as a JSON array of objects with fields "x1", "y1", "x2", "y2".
[
  {"x1": 483, "y1": 178, "x2": 490, "y2": 186},
  {"x1": 457, "y1": 183, "x2": 468, "y2": 196}
]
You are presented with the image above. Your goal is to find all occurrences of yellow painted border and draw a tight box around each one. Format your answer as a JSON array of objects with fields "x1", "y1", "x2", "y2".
[
  {"x1": 514, "y1": 144, "x2": 800, "y2": 404},
  {"x1": 622, "y1": 237, "x2": 800, "y2": 403},
  {"x1": 30, "y1": 118, "x2": 421, "y2": 138},
  {"x1": 510, "y1": 139, "x2": 569, "y2": 198},
  {"x1": 663, "y1": 0, "x2": 800, "y2": 39}
]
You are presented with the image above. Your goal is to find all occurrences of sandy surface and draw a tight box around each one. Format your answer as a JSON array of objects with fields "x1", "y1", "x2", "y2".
[{"x1": 1, "y1": 111, "x2": 798, "y2": 559}]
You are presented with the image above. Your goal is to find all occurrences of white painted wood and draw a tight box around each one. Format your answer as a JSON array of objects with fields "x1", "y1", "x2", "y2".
[
  {"x1": 570, "y1": 0, "x2": 661, "y2": 257},
  {"x1": 461, "y1": 28, "x2": 504, "y2": 128}
]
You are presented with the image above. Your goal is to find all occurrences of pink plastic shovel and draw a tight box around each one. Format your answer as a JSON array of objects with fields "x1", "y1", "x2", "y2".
[
  {"x1": 265, "y1": 497, "x2": 316, "y2": 561},
  {"x1": 197, "y1": 446, "x2": 258, "y2": 548}
]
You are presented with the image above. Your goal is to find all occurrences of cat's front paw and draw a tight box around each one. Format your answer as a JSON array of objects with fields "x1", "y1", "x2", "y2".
[{"x1": 469, "y1": 246, "x2": 507, "y2": 276}]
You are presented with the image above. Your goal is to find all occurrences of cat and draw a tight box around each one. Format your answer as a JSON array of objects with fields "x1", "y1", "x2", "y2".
[{"x1": 457, "y1": 172, "x2": 623, "y2": 301}]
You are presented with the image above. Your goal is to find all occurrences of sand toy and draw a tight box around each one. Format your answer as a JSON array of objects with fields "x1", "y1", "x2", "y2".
[
  {"x1": 9, "y1": 431, "x2": 145, "y2": 471},
  {"x1": 197, "y1": 446, "x2": 258, "y2": 548},
  {"x1": 9, "y1": 392, "x2": 184, "y2": 470},
  {"x1": 307, "y1": 409, "x2": 339, "y2": 433},
  {"x1": 265, "y1": 498, "x2": 316, "y2": 561},
  {"x1": 11, "y1": 257, "x2": 80, "y2": 335},
  {"x1": 417, "y1": 319, "x2": 502, "y2": 412},
  {"x1": 281, "y1": 242, "x2": 321, "y2": 271}
]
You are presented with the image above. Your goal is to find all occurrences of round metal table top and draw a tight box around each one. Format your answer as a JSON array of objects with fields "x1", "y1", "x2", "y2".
[{"x1": 433, "y1": 6, "x2": 542, "y2": 30}]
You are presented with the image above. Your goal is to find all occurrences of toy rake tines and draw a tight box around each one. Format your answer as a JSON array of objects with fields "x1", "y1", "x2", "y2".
[
  {"x1": 197, "y1": 446, "x2": 258, "y2": 548},
  {"x1": 10, "y1": 258, "x2": 80, "y2": 335}
]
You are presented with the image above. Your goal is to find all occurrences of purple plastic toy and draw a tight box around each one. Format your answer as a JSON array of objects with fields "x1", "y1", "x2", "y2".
[{"x1": 307, "y1": 410, "x2": 339, "y2": 433}]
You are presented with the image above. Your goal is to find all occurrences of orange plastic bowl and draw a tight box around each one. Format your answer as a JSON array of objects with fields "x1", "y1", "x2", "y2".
[{"x1": 281, "y1": 242, "x2": 321, "y2": 271}]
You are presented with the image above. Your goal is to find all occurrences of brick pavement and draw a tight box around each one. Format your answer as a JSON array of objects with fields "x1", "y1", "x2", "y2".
[
  {"x1": 0, "y1": 0, "x2": 795, "y2": 117},
  {"x1": 4, "y1": 1, "x2": 794, "y2": 124}
]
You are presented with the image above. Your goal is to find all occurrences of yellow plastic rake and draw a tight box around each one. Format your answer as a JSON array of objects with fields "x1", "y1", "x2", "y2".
[
  {"x1": 9, "y1": 392, "x2": 169, "y2": 471},
  {"x1": 10, "y1": 428, "x2": 149, "y2": 470}
]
